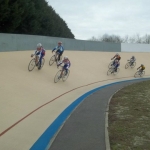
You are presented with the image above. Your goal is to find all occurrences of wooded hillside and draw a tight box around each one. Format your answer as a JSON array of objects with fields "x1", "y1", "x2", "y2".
[{"x1": 0, "y1": 0, "x2": 75, "y2": 38}]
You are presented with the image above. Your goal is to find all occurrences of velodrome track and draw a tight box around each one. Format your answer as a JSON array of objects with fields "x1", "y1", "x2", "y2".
[{"x1": 0, "y1": 50, "x2": 150, "y2": 150}]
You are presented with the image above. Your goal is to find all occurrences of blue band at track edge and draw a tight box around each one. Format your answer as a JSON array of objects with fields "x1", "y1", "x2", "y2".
[{"x1": 30, "y1": 77, "x2": 149, "y2": 150}]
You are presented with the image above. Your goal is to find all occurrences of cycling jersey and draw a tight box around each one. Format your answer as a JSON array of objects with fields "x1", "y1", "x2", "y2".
[
  {"x1": 116, "y1": 56, "x2": 121, "y2": 60},
  {"x1": 113, "y1": 55, "x2": 121, "y2": 60},
  {"x1": 114, "y1": 61, "x2": 120, "y2": 67},
  {"x1": 62, "y1": 59, "x2": 71, "y2": 67},
  {"x1": 130, "y1": 58, "x2": 136, "y2": 62},
  {"x1": 34, "y1": 48, "x2": 45, "y2": 68},
  {"x1": 52, "y1": 45, "x2": 64, "y2": 52},
  {"x1": 35, "y1": 48, "x2": 45, "y2": 56},
  {"x1": 59, "y1": 59, "x2": 71, "y2": 69},
  {"x1": 141, "y1": 66, "x2": 145, "y2": 70}
]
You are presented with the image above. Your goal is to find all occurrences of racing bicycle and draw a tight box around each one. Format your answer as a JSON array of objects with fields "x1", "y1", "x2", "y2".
[
  {"x1": 54, "y1": 66, "x2": 70, "y2": 83},
  {"x1": 125, "y1": 60, "x2": 136, "y2": 69},
  {"x1": 28, "y1": 56, "x2": 45, "y2": 71},
  {"x1": 134, "y1": 70, "x2": 145, "y2": 78},
  {"x1": 107, "y1": 66, "x2": 120, "y2": 75},
  {"x1": 49, "y1": 51, "x2": 62, "y2": 66}
]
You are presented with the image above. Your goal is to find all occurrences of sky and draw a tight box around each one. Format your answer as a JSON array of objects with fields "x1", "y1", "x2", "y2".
[{"x1": 47, "y1": 0, "x2": 150, "y2": 40}]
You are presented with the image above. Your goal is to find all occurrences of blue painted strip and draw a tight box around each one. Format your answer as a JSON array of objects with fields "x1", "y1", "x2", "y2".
[{"x1": 30, "y1": 77, "x2": 149, "y2": 150}]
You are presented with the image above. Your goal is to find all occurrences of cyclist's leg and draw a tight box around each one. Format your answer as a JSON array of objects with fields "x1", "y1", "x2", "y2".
[
  {"x1": 38, "y1": 55, "x2": 44, "y2": 69},
  {"x1": 130, "y1": 60, "x2": 134, "y2": 65},
  {"x1": 56, "y1": 50, "x2": 59, "y2": 60},
  {"x1": 114, "y1": 64, "x2": 119, "y2": 72},
  {"x1": 58, "y1": 51, "x2": 63, "y2": 61},
  {"x1": 64, "y1": 64, "x2": 69, "y2": 75},
  {"x1": 112, "y1": 59, "x2": 116, "y2": 65},
  {"x1": 59, "y1": 68, "x2": 64, "y2": 78},
  {"x1": 35, "y1": 52, "x2": 40, "y2": 65},
  {"x1": 35, "y1": 55, "x2": 39, "y2": 65},
  {"x1": 56, "y1": 50, "x2": 61, "y2": 63}
]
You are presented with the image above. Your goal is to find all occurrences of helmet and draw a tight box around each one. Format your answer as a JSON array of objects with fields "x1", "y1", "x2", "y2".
[
  {"x1": 58, "y1": 41, "x2": 62, "y2": 44},
  {"x1": 116, "y1": 53, "x2": 119, "y2": 56},
  {"x1": 37, "y1": 43, "x2": 42, "y2": 48},
  {"x1": 141, "y1": 64, "x2": 143, "y2": 66},
  {"x1": 64, "y1": 56, "x2": 68, "y2": 60},
  {"x1": 132, "y1": 56, "x2": 135, "y2": 58}
]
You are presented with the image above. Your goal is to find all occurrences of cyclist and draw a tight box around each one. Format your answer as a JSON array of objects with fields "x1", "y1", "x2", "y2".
[
  {"x1": 111, "y1": 53, "x2": 121, "y2": 65},
  {"x1": 137, "y1": 64, "x2": 145, "y2": 73},
  {"x1": 113, "y1": 59, "x2": 120, "y2": 72},
  {"x1": 52, "y1": 42, "x2": 64, "y2": 64},
  {"x1": 128, "y1": 56, "x2": 136, "y2": 65},
  {"x1": 31, "y1": 43, "x2": 45, "y2": 69},
  {"x1": 57, "y1": 56, "x2": 71, "y2": 78}
]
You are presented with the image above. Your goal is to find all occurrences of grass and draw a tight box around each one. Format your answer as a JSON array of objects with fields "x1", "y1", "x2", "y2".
[{"x1": 108, "y1": 80, "x2": 150, "y2": 150}]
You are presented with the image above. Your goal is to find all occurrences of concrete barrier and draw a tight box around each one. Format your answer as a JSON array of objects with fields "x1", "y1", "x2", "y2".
[{"x1": 0, "y1": 33, "x2": 121, "y2": 52}]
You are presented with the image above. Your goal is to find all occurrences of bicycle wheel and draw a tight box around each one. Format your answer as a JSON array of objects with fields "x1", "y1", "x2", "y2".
[
  {"x1": 131, "y1": 62, "x2": 136, "y2": 68},
  {"x1": 140, "y1": 71, "x2": 145, "y2": 77},
  {"x1": 54, "y1": 70, "x2": 62, "y2": 83},
  {"x1": 114, "y1": 68, "x2": 120, "y2": 75},
  {"x1": 108, "y1": 61, "x2": 114, "y2": 69},
  {"x1": 125, "y1": 62, "x2": 130, "y2": 69},
  {"x1": 107, "y1": 68, "x2": 113, "y2": 75},
  {"x1": 49, "y1": 55, "x2": 55, "y2": 66},
  {"x1": 62, "y1": 70, "x2": 70, "y2": 81},
  {"x1": 28, "y1": 58, "x2": 36, "y2": 71},
  {"x1": 134, "y1": 71, "x2": 140, "y2": 78}
]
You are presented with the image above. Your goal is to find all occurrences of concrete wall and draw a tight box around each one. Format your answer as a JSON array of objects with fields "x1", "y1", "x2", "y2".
[
  {"x1": 0, "y1": 33, "x2": 121, "y2": 52},
  {"x1": 2, "y1": 33, "x2": 150, "y2": 52},
  {"x1": 121, "y1": 43, "x2": 150, "y2": 52}
]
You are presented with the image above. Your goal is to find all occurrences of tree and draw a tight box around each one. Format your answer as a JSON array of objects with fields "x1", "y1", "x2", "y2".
[
  {"x1": 89, "y1": 34, "x2": 150, "y2": 44},
  {"x1": 143, "y1": 34, "x2": 150, "y2": 44},
  {"x1": 0, "y1": 0, "x2": 75, "y2": 38}
]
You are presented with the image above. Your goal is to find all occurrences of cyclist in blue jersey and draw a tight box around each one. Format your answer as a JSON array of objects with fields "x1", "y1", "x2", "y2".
[
  {"x1": 52, "y1": 42, "x2": 64, "y2": 64},
  {"x1": 31, "y1": 43, "x2": 45, "y2": 69},
  {"x1": 57, "y1": 56, "x2": 71, "y2": 78}
]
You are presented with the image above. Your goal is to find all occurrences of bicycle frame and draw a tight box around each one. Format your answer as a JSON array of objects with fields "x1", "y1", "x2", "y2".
[
  {"x1": 33, "y1": 54, "x2": 44, "y2": 66},
  {"x1": 53, "y1": 51, "x2": 60, "y2": 61},
  {"x1": 128, "y1": 60, "x2": 134, "y2": 65},
  {"x1": 55, "y1": 51, "x2": 63, "y2": 62},
  {"x1": 138, "y1": 69, "x2": 143, "y2": 74},
  {"x1": 59, "y1": 66, "x2": 65, "y2": 76},
  {"x1": 31, "y1": 54, "x2": 39, "y2": 64},
  {"x1": 35, "y1": 55, "x2": 39, "y2": 64}
]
